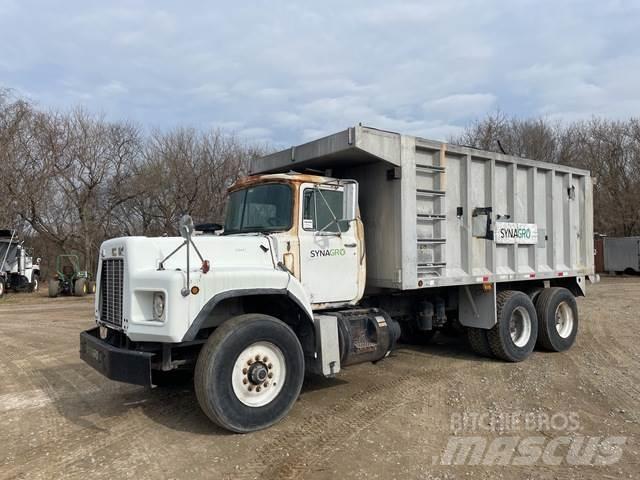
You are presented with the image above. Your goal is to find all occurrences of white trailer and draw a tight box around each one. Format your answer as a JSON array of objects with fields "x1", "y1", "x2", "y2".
[
  {"x1": 80, "y1": 125, "x2": 597, "y2": 432},
  {"x1": 0, "y1": 229, "x2": 41, "y2": 297}
]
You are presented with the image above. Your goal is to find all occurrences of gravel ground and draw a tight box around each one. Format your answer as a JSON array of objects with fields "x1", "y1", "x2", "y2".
[{"x1": 0, "y1": 277, "x2": 638, "y2": 479}]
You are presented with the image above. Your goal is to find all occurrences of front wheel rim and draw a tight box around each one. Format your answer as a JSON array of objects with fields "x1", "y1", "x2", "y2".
[
  {"x1": 231, "y1": 341, "x2": 286, "y2": 407},
  {"x1": 509, "y1": 306, "x2": 532, "y2": 347},
  {"x1": 555, "y1": 302, "x2": 574, "y2": 338}
]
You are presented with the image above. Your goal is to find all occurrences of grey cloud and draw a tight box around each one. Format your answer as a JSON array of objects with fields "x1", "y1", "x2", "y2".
[{"x1": 0, "y1": 0, "x2": 638, "y2": 146}]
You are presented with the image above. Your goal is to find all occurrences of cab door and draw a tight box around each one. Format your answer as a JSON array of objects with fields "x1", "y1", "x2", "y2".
[{"x1": 298, "y1": 183, "x2": 359, "y2": 304}]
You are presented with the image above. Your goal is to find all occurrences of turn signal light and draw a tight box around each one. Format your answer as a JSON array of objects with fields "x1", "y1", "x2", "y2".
[
  {"x1": 201, "y1": 260, "x2": 210, "y2": 273},
  {"x1": 191, "y1": 286, "x2": 200, "y2": 295}
]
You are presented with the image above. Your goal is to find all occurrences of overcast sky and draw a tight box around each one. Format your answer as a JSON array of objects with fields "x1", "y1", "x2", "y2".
[{"x1": 1, "y1": 0, "x2": 638, "y2": 147}]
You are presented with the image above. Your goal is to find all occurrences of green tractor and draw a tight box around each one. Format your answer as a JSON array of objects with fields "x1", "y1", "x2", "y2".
[{"x1": 48, "y1": 254, "x2": 95, "y2": 298}]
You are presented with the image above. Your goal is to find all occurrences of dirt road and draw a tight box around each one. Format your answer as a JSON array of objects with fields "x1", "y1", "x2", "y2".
[{"x1": 1, "y1": 278, "x2": 638, "y2": 479}]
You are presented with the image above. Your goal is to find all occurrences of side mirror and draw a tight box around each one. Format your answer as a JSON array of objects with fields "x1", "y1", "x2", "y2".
[
  {"x1": 179, "y1": 214, "x2": 195, "y2": 240},
  {"x1": 342, "y1": 181, "x2": 358, "y2": 222}
]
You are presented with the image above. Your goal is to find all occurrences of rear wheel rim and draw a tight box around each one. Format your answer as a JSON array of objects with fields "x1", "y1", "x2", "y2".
[
  {"x1": 555, "y1": 301, "x2": 574, "y2": 338},
  {"x1": 231, "y1": 341, "x2": 286, "y2": 407},
  {"x1": 509, "y1": 306, "x2": 532, "y2": 347}
]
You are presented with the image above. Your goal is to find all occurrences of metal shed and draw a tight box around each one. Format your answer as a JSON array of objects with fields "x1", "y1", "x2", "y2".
[{"x1": 604, "y1": 237, "x2": 640, "y2": 273}]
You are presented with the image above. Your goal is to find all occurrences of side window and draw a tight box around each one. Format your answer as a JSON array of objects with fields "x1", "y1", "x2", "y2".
[{"x1": 302, "y1": 188, "x2": 349, "y2": 233}]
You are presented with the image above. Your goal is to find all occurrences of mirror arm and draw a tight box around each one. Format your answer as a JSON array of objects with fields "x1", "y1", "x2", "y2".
[
  {"x1": 183, "y1": 226, "x2": 190, "y2": 296},
  {"x1": 187, "y1": 234, "x2": 205, "y2": 263},
  {"x1": 158, "y1": 239, "x2": 187, "y2": 271}
]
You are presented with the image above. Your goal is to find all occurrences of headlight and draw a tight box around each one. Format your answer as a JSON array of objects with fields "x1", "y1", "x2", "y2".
[{"x1": 153, "y1": 292, "x2": 165, "y2": 319}]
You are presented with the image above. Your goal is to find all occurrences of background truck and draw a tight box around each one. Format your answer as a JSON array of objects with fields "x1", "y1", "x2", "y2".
[
  {"x1": 80, "y1": 125, "x2": 596, "y2": 432},
  {"x1": 0, "y1": 229, "x2": 40, "y2": 297}
]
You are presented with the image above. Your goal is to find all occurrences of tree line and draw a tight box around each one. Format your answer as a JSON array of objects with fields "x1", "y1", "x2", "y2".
[
  {"x1": 2, "y1": 89, "x2": 638, "y2": 277},
  {"x1": 0, "y1": 89, "x2": 264, "y2": 276},
  {"x1": 452, "y1": 112, "x2": 640, "y2": 238}
]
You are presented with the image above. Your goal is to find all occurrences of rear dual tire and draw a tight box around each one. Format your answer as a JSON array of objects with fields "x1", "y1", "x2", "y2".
[
  {"x1": 467, "y1": 291, "x2": 538, "y2": 362},
  {"x1": 468, "y1": 287, "x2": 578, "y2": 361},
  {"x1": 488, "y1": 291, "x2": 538, "y2": 362},
  {"x1": 534, "y1": 287, "x2": 578, "y2": 352}
]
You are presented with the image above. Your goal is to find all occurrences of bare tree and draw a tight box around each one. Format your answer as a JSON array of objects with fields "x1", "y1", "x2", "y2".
[
  {"x1": 453, "y1": 114, "x2": 640, "y2": 237},
  {"x1": 0, "y1": 90, "x2": 267, "y2": 276}
]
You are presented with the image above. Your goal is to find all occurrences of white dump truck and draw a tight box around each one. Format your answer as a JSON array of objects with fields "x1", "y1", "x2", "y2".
[
  {"x1": 81, "y1": 125, "x2": 597, "y2": 432},
  {"x1": 0, "y1": 229, "x2": 41, "y2": 297}
]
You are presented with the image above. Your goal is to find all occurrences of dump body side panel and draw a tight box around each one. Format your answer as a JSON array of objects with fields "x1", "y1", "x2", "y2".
[{"x1": 251, "y1": 125, "x2": 595, "y2": 291}]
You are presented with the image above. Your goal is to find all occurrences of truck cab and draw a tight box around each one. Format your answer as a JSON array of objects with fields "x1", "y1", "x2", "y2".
[
  {"x1": 81, "y1": 170, "x2": 398, "y2": 432},
  {"x1": 225, "y1": 173, "x2": 365, "y2": 307}
]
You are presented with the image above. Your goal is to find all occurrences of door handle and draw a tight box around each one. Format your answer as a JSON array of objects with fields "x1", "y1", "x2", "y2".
[{"x1": 344, "y1": 243, "x2": 357, "y2": 248}]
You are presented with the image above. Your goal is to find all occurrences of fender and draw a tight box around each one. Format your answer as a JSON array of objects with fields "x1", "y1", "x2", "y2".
[{"x1": 182, "y1": 283, "x2": 314, "y2": 342}]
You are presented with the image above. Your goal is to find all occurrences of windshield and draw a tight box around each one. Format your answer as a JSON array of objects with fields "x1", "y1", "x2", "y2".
[{"x1": 224, "y1": 183, "x2": 293, "y2": 234}]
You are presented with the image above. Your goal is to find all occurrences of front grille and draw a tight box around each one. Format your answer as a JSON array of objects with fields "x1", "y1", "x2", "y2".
[{"x1": 100, "y1": 259, "x2": 124, "y2": 327}]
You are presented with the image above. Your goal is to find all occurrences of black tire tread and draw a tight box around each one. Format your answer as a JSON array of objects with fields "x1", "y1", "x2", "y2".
[
  {"x1": 487, "y1": 291, "x2": 515, "y2": 361},
  {"x1": 194, "y1": 316, "x2": 242, "y2": 429},
  {"x1": 467, "y1": 328, "x2": 493, "y2": 357},
  {"x1": 535, "y1": 288, "x2": 557, "y2": 351}
]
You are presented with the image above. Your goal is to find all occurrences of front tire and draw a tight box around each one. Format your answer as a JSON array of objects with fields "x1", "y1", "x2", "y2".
[
  {"x1": 487, "y1": 291, "x2": 538, "y2": 362},
  {"x1": 534, "y1": 287, "x2": 578, "y2": 352},
  {"x1": 194, "y1": 314, "x2": 305, "y2": 433}
]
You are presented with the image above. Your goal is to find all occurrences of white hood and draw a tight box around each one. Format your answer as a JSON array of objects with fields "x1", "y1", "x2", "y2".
[{"x1": 95, "y1": 234, "x2": 311, "y2": 342}]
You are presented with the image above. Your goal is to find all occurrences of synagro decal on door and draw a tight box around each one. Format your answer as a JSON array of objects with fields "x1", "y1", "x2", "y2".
[{"x1": 310, "y1": 248, "x2": 346, "y2": 258}]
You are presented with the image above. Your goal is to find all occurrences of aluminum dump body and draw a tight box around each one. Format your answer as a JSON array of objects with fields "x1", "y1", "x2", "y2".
[
  {"x1": 603, "y1": 237, "x2": 640, "y2": 273},
  {"x1": 252, "y1": 125, "x2": 595, "y2": 290}
]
